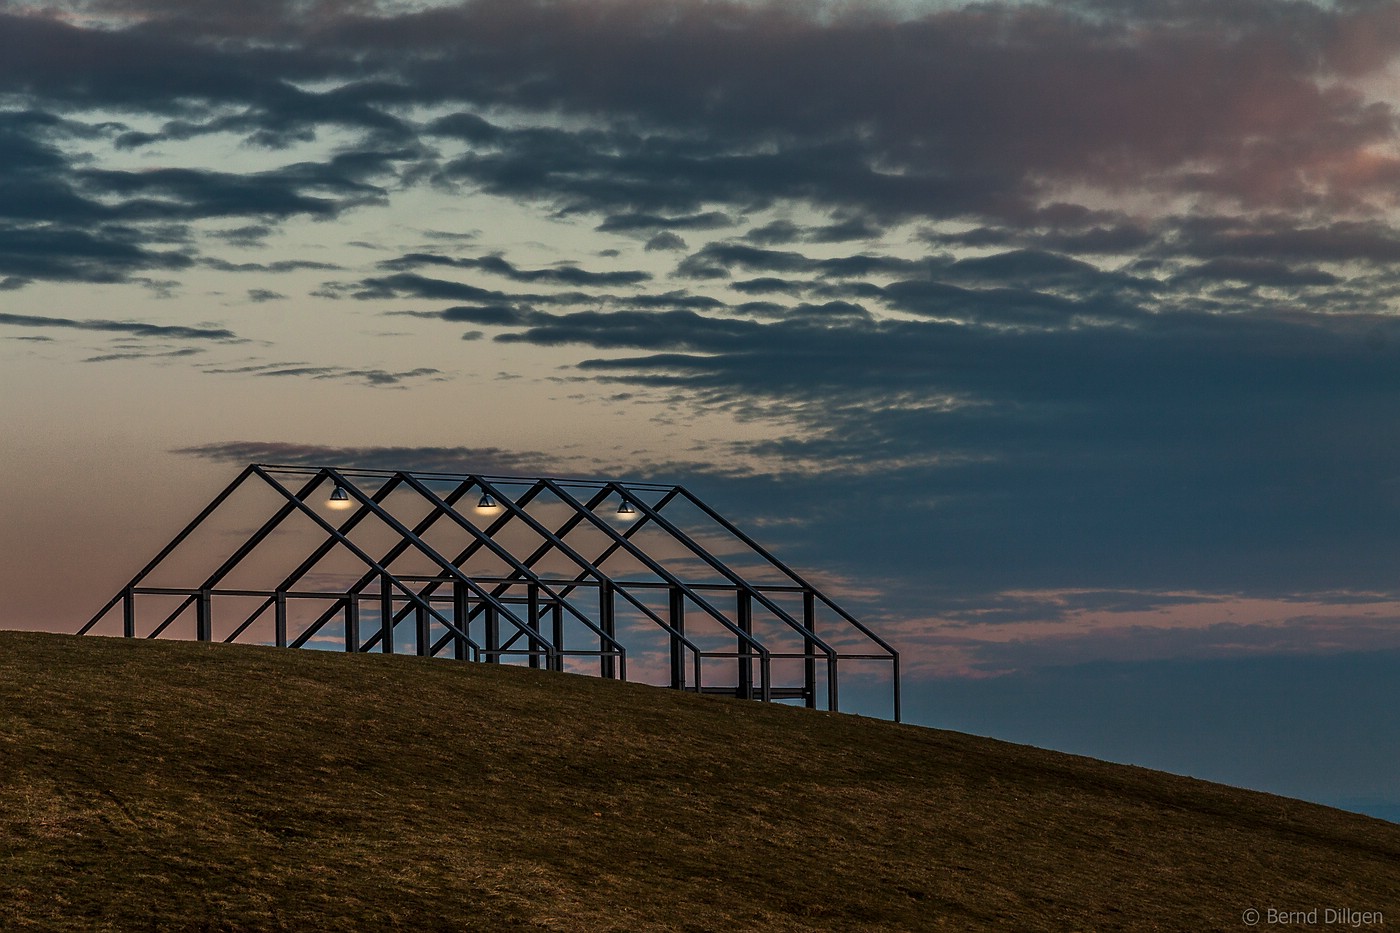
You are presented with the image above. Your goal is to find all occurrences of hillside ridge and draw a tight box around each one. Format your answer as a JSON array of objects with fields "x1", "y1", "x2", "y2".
[{"x1": 2, "y1": 631, "x2": 1397, "y2": 931}]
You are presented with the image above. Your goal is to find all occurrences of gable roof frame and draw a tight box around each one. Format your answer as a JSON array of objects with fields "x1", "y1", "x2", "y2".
[{"x1": 79, "y1": 463, "x2": 902, "y2": 720}]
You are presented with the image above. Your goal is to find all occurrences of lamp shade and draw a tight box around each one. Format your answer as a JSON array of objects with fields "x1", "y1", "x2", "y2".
[
  {"x1": 327, "y1": 485, "x2": 353, "y2": 510},
  {"x1": 476, "y1": 492, "x2": 500, "y2": 512},
  {"x1": 616, "y1": 500, "x2": 638, "y2": 518}
]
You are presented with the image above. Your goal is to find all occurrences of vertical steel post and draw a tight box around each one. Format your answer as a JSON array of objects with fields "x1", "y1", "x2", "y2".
[
  {"x1": 122, "y1": 589, "x2": 135, "y2": 638},
  {"x1": 737, "y1": 591, "x2": 753, "y2": 699},
  {"x1": 892, "y1": 654, "x2": 902, "y2": 723},
  {"x1": 274, "y1": 590, "x2": 287, "y2": 649},
  {"x1": 453, "y1": 582, "x2": 469, "y2": 660},
  {"x1": 485, "y1": 604, "x2": 499, "y2": 662},
  {"x1": 550, "y1": 603, "x2": 564, "y2": 673},
  {"x1": 669, "y1": 586, "x2": 685, "y2": 689},
  {"x1": 600, "y1": 580, "x2": 616, "y2": 679},
  {"x1": 380, "y1": 575, "x2": 394, "y2": 654},
  {"x1": 828, "y1": 655, "x2": 839, "y2": 713},
  {"x1": 804, "y1": 589, "x2": 819, "y2": 709},
  {"x1": 416, "y1": 603, "x2": 430, "y2": 657},
  {"x1": 196, "y1": 589, "x2": 213, "y2": 642},
  {"x1": 345, "y1": 597, "x2": 360, "y2": 652},
  {"x1": 527, "y1": 583, "x2": 541, "y2": 670}
]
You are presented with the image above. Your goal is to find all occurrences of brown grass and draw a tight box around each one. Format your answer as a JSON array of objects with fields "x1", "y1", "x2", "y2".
[{"x1": 0, "y1": 631, "x2": 1396, "y2": 931}]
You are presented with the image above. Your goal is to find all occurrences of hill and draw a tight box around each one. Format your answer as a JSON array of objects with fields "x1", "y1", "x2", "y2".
[{"x1": 1, "y1": 631, "x2": 1396, "y2": 931}]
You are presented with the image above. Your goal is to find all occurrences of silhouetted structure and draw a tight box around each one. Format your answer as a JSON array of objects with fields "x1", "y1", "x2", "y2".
[{"x1": 81, "y1": 464, "x2": 900, "y2": 719}]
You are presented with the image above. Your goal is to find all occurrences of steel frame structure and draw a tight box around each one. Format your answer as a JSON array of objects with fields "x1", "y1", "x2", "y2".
[{"x1": 80, "y1": 464, "x2": 900, "y2": 720}]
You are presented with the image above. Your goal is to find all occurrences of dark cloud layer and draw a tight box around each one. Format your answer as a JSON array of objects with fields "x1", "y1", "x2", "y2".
[
  {"x1": 339, "y1": 230, "x2": 1400, "y2": 600},
  {"x1": 8, "y1": 1, "x2": 1400, "y2": 283}
]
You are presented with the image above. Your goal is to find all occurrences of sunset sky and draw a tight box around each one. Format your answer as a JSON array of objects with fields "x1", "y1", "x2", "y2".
[{"x1": 5, "y1": 0, "x2": 1400, "y2": 819}]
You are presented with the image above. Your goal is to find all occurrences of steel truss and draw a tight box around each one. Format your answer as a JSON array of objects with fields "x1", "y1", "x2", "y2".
[{"x1": 80, "y1": 464, "x2": 900, "y2": 720}]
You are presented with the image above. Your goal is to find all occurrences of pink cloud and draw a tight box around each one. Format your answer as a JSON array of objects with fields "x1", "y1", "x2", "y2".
[{"x1": 872, "y1": 590, "x2": 1400, "y2": 678}]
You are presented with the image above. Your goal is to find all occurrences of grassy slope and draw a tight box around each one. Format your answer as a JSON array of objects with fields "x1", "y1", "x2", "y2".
[{"x1": 1, "y1": 632, "x2": 1397, "y2": 932}]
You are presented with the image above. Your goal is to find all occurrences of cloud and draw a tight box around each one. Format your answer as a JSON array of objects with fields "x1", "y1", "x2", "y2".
[
  {"x1": 198, "y1": 360, "x2": 446, "y2": 387},
  {"x1": 0, "y1": 225, "x2": 195, "y2": 285},
  {"x1": 644, "y1": 232, "x2": 687, "y2": 252},
  {"x1": 82, "y1": 346, "x2": 206, "y2": 362},
  {"x1": 1171, "y1": 258, "x2": 1342, "y2": 288},
  {"x1": 172, "y1": 440, "x2": 569, "y2": 475},
  {"x1": 746, "y1": 216, "x2": 883, "y2": 244},
  {"x1": 1178, "y1": 218, "x2": 1400, "y2": 265},
  {"x1": 78, "y1": 162, "x2": 387, "y2": 221},
  {"x1": 0, "y1": 311, "x2": 237, "y2": 341},
  {"x1": 338, "y1": 272, "x2": 514, "y2": 303},
  {"x1": 379, "y1": 252, "x2": 651, "y2": 286},
  {"x1": 596, "y1": 211, "x2": 732, "y2": 233},
  {"x1": 207, "y1": 259, "x2": 341, "y2": 274}
]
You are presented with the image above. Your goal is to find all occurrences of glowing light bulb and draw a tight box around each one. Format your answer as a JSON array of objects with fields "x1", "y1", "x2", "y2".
[
  {"x1": 477, "y1": 492, "x2": 500, "y2": 512},
  {"x1": 327, "y1": 486, "x2": 353, "y2": 510},
  {"x1": 617, "y1": 500, "x2": 638, "y2": 519}
]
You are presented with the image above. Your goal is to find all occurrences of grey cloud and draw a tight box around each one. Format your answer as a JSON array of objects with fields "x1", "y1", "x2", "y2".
[
  {"x1": 677, "y1": 243, "x2": 820, "y2": 279},
  {"x1": 207, "y1": 224, "x2": 275, "y2": 246},
  {"x1": 644, "y1": 232, "x2": 687, "y2": 252},
  {"x1": 677, "y1": 242, "x2": 926, "y2": 280},
  {"x1": 1180, "y1": 219, "x2": 1400, "y2": 264},
  {"x1": 379, "y1": 303, "x2": 538, "y2": 326},
  {"x1": 78, "y1": 159, "x2": 389, "y2": 221},
  {"x1": 1172, "y1": 258, "x2": 1342, "y2": 288},
  {"x1": 810, "y1": 217, "x2": 883, "y2": 243},
  {"x1": 746, "y1": 217, "x2": 883, "y2": 244},
  {"x1": 365, "y1": 273, "x2": 727, "y2": 317},
  {"x1": 348, "y1": 272, "x2": 512, "y2": 303},
  {"x1": 496, "y1": 308, "x2": 761, "y2": 352},
  {"x1": 436, "y1": 304, "x2": 537, "y2": 326},
  {"x1": 0, "y1": 311, "x2": 236, "y2": 341},
  {"x1": 946, "y1": 250, "x2": 1112, "y2": 287},
  {"x1": 0, "y1": 225, "x2": 195, "y2": 285},
  {"x1": 199, "y1": 360, "x2": 444, "y2": 387},
  {"x1": 172, "y1": 440, "x2": 566, "y2": 475},
  {"x1": 379, "y1": 253, "x2": 651, "y2": 286},
  {"x1": 596, "y1": 211, "x2": 732, "y2": 233},
  {"x1": 207, "y1": 259, "x2": 341, "y2": 273},
  {"x1": 82, "y1": 346, "x2": 206, "y2": 362},
  {"x1": 745, "y1": 220, "x2": 802, "y2": 245},
  {"x1": 731, "y1": 277, "x2": 808, "y2": 296}
]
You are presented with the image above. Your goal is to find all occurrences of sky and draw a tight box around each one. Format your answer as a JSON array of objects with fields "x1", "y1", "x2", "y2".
[{"x1": 4, "y1": 0, "x2": 1400, "y2": 819}]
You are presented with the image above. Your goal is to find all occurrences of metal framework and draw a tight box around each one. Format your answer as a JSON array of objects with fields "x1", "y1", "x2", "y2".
[{"x1": 80, "y1": 464, "x2": 900, "y2": 720}]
